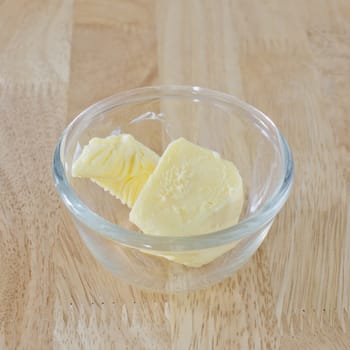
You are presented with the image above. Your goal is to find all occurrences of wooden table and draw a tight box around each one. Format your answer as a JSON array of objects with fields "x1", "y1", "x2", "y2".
[{"x1": 1, "y1": 1, "x2": 349, "y2": 349}]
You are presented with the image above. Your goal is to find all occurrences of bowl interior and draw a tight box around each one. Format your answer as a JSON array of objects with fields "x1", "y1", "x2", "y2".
[{"x1": 62, "y1": 92, "x2": 284, "y2": 232}]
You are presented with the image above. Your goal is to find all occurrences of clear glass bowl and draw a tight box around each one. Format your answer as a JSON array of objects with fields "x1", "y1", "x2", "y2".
[{"x1": 53, "y1": 85, "x2": 293, "y2": 293}]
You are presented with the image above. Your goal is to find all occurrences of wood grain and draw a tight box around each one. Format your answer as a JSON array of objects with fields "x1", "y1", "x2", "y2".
[
  {"x1": 0, "y1": 0, "x2": 349, "y2": 349},
  {"x1": 0, "y1": 2, "x2": 73, "y2": 349}
]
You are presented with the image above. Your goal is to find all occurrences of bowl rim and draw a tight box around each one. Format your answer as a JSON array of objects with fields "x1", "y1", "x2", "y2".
[{"x1": 53, "y1": 85, "x2": 294, "y2": 251}]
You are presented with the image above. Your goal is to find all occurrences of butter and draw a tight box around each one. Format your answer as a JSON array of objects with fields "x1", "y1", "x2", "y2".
[
  {"x1": 130, "y1": 138, "x2": 243, "y2": 266},
  {"x1": 72, "y1": 134, "x2": 159, "y2": 208},
  {"x1": 141, "y1": 244, "x2": 239, "y2": 268}
]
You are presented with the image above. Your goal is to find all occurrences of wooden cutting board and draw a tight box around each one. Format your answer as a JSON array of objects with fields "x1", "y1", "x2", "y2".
[{"x1": 0, "y1": 1, "x2": 349, "y2": 349}]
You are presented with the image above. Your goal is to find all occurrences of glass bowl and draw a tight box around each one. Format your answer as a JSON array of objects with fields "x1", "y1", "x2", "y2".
[{"x1": 53, "y1": 85, "x2": 293, "y2": 293}]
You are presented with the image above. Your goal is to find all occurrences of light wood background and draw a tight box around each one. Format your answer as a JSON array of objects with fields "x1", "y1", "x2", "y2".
[{"x1": 0, "y1": 1, "x2": 349, "y2": 349}]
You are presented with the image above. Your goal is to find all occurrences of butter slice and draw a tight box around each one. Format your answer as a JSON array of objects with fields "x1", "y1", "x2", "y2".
[
  {"x1": 141, "y1": 243, "x2": 239, "y2": 268},
  {"x1": 72, "y1": 134, "x2": 159, "y2": 208},
  {"x1": 130, "y1": 138, "x2": 243, "y2": 266}
]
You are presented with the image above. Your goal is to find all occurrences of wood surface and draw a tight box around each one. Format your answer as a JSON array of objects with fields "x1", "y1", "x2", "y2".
[{"x1": 0, "y1": 0, "x2": 349, "y2": 349}]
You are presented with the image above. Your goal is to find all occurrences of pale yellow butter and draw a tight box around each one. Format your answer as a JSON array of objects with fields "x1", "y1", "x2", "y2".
[
  {"x1": 140, "y1": 243, "x2": 239, "y2": 268},
  {"x1": 72, "y1": 134, "x2": 159, "y2": 208},
  {"x1": 130, "y1": 138, "x2": 243, "y2": 266}
]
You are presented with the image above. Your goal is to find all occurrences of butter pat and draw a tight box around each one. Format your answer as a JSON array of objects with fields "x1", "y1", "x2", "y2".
[
  {"x1": 130, "y1": 138, "x2": 243, "y2": 266},
  {"x1": 141, "y1": 243, "x2": 239, "y2": 268},
  {"x1": 72, "y1": 134, "x2": 159, "y2": 208}
]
